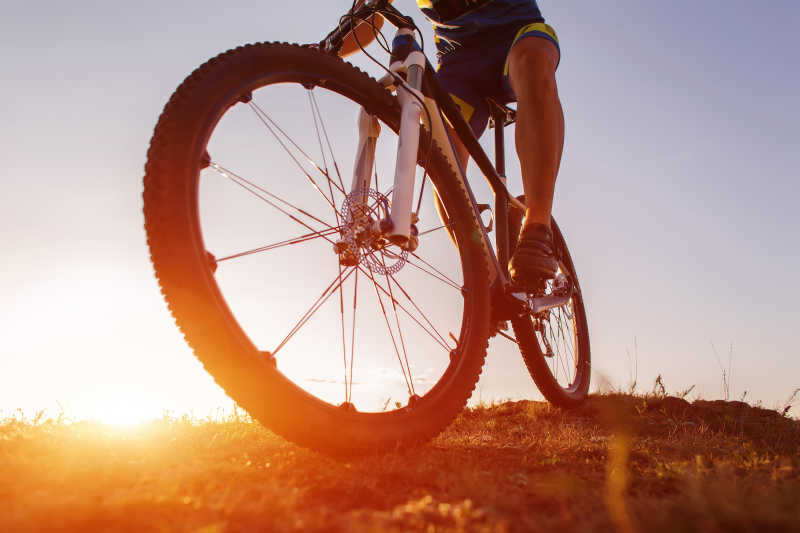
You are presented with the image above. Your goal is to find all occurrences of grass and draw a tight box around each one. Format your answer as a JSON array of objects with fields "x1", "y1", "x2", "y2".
[{"x1": 2, "y1": 394, "x2": 798, "y2": 532}]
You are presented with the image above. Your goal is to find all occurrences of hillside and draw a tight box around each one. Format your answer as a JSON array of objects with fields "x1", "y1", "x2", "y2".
[{"x1": 2, "y1": 395, "x2": 798, "y2": 532}]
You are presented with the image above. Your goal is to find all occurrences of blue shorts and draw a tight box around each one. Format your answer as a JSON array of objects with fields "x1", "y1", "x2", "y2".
[{"x1": 436, "y1": 21, "x2": 560, "y2": 137}]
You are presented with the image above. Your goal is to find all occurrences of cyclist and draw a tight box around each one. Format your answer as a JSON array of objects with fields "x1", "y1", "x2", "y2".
[{"x1": 343, "y1": 0, "x2": 564, "y2": 288}]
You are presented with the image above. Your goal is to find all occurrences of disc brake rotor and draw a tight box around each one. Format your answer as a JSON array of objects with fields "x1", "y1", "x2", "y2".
[{"x1": 339, "y1": 189, "x2": 408, "y2": 276}]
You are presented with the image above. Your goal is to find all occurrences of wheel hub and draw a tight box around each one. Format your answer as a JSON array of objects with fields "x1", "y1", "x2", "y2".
[{"x1": 335, "y1": 189, "x2": 408, "y2": 275}]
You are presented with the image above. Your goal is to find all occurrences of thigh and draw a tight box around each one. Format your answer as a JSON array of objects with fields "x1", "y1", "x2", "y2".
[
  {"x1": 501, "y1": 22, "x2": 561, "y2": 102},
  {"x1": 436, "y1": 21, "x2": 559, "y2": 136},
  {"x1": 436, "y1": 53, "x2": 493, "y2": 137}
]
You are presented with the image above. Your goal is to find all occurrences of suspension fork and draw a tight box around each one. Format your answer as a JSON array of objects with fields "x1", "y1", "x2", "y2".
[
  {"x1": 346, "y1": 28, "x2": 424, "y2": 253},
  {"x1": 350, "y1": 107, "x2": 380, "y2": 215},
  {"x1": 384, "y1": 28, "x2": 425, "y2": 252}
]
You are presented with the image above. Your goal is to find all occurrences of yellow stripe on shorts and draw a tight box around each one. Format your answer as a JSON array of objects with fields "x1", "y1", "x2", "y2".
[
  {"x1": 504, "y1": 22, "x2": 559, "y2": 75},
  {"x1": 449, "y1": 93, "x2": 476, "y2": 124}
]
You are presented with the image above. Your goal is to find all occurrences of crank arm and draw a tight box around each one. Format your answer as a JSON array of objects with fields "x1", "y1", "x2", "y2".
[{"x1": 509, "y1": 274, "x2": 575, "y2": 315}]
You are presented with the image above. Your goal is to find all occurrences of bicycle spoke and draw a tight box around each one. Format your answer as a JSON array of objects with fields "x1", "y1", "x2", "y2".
[
  {"x1": 338, "y1": 263, "x2": 348, "y2": 402},
  {"x1": 417, "y1": 223, "x2": 451, "y2": 237},
  {"x1": 558, "y1": 310, "x2": 577, "y2": 359},
  {"x1": 562, "y1": 316, "x2": 578, "y2": 378},
  {"x1": 308, "y1": 90, "x2": 347, "y2": 194},
  {"x1": 544, "y1": 324, "x2": 561, "y2": 384},
  {"x1": 548, "y1": 318, "x2": 571, "y2": 386},
  {"x1": 248, "y1": 100, "x2": 346, "y2": 211},
  {"x1": 365, "y1": 265, "x2": 413, "y2": 397},
  {"x1": 216, "y1": 227, "x2": 341, "y2": 262},
  {"x1": 381, "y1": 255, "x2": 415, "y2": 397},
  {"x1": 308, "y1": 91, "x2": 341, "y2": 228},
  {"x1": 550, "y1": 319, "x2": 570, "y2": 384},
  {"x1": 273, "y1": 266, "x2": 356, "y2": 356},
  {"x1": 553, "y1": 308, "x2": 576, "y2": 362},
  {"x1": 209, "y1": 161, "x2": 336, "y2": 233},
  {"x1": 358, "y1": 261, "x2": 453, "y2": 353},
  {"x1": 404, "y1": 258, "x2": 462, "y2": 291},
  {"x1": 407, "y1": 251, "x2": 462, "y2": 291},
  {"x1": 348, "y1": 268, "x2": 359, "y2": 404},
  {"x1": 546, "y1": 320, "x2": 564, "y2": 384},
  {"x1": 385, "y1": 268, "x2": 452, "y2": 352}
]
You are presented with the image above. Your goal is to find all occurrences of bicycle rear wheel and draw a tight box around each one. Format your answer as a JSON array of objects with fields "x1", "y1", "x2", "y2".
[
  {"x1": 509, "y1": 212, "x2": 591, "y2": 407},
  {"x1": 143, "y1": 43, "x2": 492, "y2": 454}
]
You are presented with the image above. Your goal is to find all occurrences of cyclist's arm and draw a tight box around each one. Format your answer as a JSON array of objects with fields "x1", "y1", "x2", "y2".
[{"x1": 339, "y1": 0, "x2": 393, "y2": 57}]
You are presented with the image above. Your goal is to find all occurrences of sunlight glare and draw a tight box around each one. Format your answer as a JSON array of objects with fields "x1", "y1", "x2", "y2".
[{"x1": 72, "y1": 391, "x2": 165, "y2": 427}]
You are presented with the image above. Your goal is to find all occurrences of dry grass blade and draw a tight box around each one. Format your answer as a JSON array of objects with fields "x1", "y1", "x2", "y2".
[{"x1": 1, "y1": 394, "x2": 798, "y2": 532}]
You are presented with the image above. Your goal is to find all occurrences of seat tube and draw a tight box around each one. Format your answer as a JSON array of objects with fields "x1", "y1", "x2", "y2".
[{"x1": 493, "y1": 111, "x2": 511, "y2": 271}]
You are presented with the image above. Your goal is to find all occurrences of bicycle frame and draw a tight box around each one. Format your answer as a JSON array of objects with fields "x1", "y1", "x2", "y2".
[
  {"x1": 139, "y1": 2, "x2": 591, "y2": 449},
  {"x1": 322, "y1": 0, "x2": 568, "y2": 318}
]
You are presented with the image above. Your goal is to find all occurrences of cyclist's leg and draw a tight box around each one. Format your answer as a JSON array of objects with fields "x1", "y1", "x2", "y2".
[{"x1": 505, "y1": 25, "x2": 563, "y2": 231}]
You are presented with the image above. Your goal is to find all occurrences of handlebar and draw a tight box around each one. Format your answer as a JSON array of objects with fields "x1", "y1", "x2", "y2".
[
  {"x1": 320, "y1": 0, "x2": 416, "y2": 55},
  {"x1": 318, "y1": 1, "x2": 522, "y2": 229}
]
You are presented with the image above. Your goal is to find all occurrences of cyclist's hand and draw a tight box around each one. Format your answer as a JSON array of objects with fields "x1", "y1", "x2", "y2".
[{"x1": 339, "y1": 0, "x2": 393, "y2": 57}]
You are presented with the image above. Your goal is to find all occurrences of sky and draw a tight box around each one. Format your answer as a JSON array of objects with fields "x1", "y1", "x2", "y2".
[{"x1": 1, "y1": 0, "x2": 798, "y2": 424}]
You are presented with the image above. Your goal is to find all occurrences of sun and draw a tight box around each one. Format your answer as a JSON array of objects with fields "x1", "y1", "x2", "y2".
[
  {"x1": 73, "y1": 393, "x2": 166, "y2": 427},
  {"x1": 94, "y1": 404, "x2": 160, "y2": 427}
]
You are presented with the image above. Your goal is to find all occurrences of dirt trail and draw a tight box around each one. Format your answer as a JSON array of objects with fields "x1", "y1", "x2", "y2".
[{"x1": 2, "y1": 395, "x2": 798, "y2": 532}]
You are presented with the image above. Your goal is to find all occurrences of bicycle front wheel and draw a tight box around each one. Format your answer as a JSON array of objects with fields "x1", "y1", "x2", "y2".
[{"x1": 143, "y1": 43, "x2": 492, "y2": 454}]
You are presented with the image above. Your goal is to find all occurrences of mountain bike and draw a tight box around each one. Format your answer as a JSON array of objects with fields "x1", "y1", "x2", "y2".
[{"x1": 142, "y1": 0, "x2": 589, "y2": 455}]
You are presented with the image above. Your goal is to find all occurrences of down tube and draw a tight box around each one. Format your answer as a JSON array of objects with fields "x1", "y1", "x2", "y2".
[{"x1": 421, "y1": 98, "x2": 503, "y2": 286}]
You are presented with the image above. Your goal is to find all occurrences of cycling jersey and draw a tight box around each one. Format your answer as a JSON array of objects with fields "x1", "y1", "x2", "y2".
[{"x1": 417, "y1": 0, "x2": 545, "y2": 56}]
